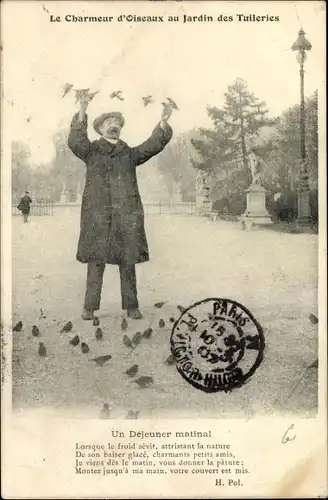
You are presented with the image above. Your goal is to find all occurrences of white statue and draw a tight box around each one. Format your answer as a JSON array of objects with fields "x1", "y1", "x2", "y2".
[{"x1": 248, "y1": 149, "x2": 262, "y2": 185}]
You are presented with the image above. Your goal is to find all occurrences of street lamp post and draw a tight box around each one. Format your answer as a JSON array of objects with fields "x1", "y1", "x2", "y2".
[{"x1": 291, "y1": 28, "x2": 312, "y2": 225}]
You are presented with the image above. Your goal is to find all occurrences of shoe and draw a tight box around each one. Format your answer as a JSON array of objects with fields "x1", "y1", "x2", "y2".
[
  {"x1": 127, "y1": 308, "x2": 143, "y2": 320},
  {"x1": 81, "y1": 309, "x2": 94, "y2": 320}
]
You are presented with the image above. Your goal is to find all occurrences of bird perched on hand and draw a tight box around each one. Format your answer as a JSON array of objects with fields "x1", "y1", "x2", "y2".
[
  {"x1": 90, "y1": 354, "x2": 112, "y2": 366},
  {"x1": 13, "y1": 321, "x2": 23, "y2": 332},
  {"x1": 99, "y1": 403, "x2": 111, "y2": 419},
  {"x1": 69, "y1": 335, "x2": 80, "y2": 346},
  {"x1": 142, "y1": 95, "x2": 153, "y2": 106},
  {"x1": 61, "y1": 321, "x2": 73, "y2": 333},
  {"x1": 126, "y1": 410, "x2": 140, "y2": 419},
  {"x1": 38, "y1": 342, "x2": 47, "y2": 357},
  {"x1": 166, "y1": 97, "x2": 179, "y2": 110},
  {"x1": 74, "y1": 89, "x2": 90, "y2": 103},
  {"x1": 132, "y1": 332, "x2": 142, "y2": 346},
  {"x1": 110, "y1": 90, "x2": 124, "y2": 101},
  {"x1": 32, "y1": 325, "x2": 40, "y2": 337},
  {"x1": 125, "y1": 364, "x2": 139, "y2": 377},
  {"x1": 87, "y1": 90, "x2": 99, "y2": 101},
  {"x1": 95, "y1": 327, "x2": 103, "y2": 341},
  {"x1": 142, "y1": 328, "x2": 153, "y2": 339},
  {"x1": 123, "y1": 334, "x2": 133, "y2": 348},
  {"x1": 134, "y1": 376, "x2": 153, "y2": 388},
  {"x1": 61, "y1": 83, "x2": 73, "y2": 98},
  {"x1": 81, "y1": 342, "x2": 90, "y2": 353}
]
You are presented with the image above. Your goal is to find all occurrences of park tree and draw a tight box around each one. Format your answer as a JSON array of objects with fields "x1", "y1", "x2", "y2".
[{"x1": 11, "y1": 141, "x2": 32, "y2": 200}]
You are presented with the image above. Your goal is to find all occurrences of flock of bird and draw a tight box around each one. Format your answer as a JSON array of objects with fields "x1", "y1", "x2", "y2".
[
  {"x1": 12, "y1": 301, "x2": 185, "y2": 419},
  {"x1": 61, "y1": 83, "x2": 179, "y2": 111}
]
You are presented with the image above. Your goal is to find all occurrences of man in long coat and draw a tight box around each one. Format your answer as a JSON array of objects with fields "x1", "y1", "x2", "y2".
[
  {"x1": 68, "y1": 94, "x2": 173, "y2": 320},
  {"x1": 17, "y1": 191, "x2": 32, "y2": 223}
]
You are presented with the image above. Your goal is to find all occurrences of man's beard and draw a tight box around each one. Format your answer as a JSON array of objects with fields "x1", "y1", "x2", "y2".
[{"x1": 106, "y1": 127, "x2": 120, "y2": 139}]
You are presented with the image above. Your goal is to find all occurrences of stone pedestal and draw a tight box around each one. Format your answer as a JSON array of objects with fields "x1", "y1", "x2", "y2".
[
  {"x1": 240, "y1": 183, "x2": 272, "y2": 225},
  {"x1": 296, "y1": 175, "x2": 312, "y2": 225}
]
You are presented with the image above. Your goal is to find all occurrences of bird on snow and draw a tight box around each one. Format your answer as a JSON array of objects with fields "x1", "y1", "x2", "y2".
[
  {"x1": 38, "y1": 342, "x2": 47, "y2": 357},
  {"x1": 133, "y1": 376, "x2": 153, "y2": 388},
  {"x1": 61, "y1": 83, "x2": 73, "y2": 98},
  {"x1": 126, "y1": 410, "x2": 140, "y2": 419},
  {"x1": 142, "y1": 95, "x2": 153, "y2": 106},
  {"x1": 95, "y1": 327, "x2": 103, "y2": 341},
  {"x1": 32, "y1": 325, "x2": 40, "y2": 337},
  {"x1": 13, "y1": 321, "x2": 23, "y2": 332},
  {"x1": 61, "y1": 321, "x2": 73, "y2": 333},
  {"x1": 125, "y1": 364, "x2": 139, "y2": 377},
  {"x1": 69, "y1": 335, "x2": 80, "y2": 346},
  {"x1": 177, "y1": 305, "x2": 186, "y2": 313},
  {"x1": 123, "y1": 334, "x2": 133, "y2": 348},
  {"x1": 164, "y1": 354, "x2": 176, "y2": 365},
  {"x1": 158, "y1": 319, "x2": 165, "y2": 328},
  {"x1": 90, "y1": 354, "x2": 112, "y2": 366},
  {"x1": 110, "y1": 90, "x2": 124, "y2": 101},
  {"x1": 99, "y1": 403, "x2": 111, "y2": 419},
  {"x1": 121, "y1": 318, "x2": 128, "y2": 331},
  {"x1": 169, "y1": 317, "x2": 176, "y2": 323},
  {"x1": 132, "y1": 332, "x2": 142, "y2": 346},
  {"x1": 142, "y1": 328, "x2": 153, "y2": 339},
  {"x1": 154, "y1": 301, "x2": 167, "y2": 308},
  {"x1": 81, "y1": 342, "x2": 90, "y2": 354},
  {"x1": 309, "y1": 313, "x2": 318, "y2": 325},
  {"x1": 93, "y1": 316, "x2": 100, "y2": 326}
]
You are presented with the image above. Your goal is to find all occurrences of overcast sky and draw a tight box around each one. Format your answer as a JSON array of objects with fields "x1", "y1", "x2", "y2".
[{"x1": 3, "y1": 1, "x2": 325, "y2": 164}]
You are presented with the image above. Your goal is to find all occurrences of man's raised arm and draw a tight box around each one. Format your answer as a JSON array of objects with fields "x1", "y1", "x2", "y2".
[
  {"x1": 68, "y1": 94, "x2": 91, "y2": 161},
  {"x1": 131, "y1": 106, "x2": 173, "y2": 167}
]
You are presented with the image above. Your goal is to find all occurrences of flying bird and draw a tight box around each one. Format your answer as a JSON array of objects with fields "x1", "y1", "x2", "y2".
[
  {"x1": 142, "y1": 95, "x2": 153, "y2": 106},
  {"x1": 123, "y1": 334, "x2": 133, "y2": 348},
  {"x1": 125, "y1": 364, "x2": 139, "y2": 377},
  {"x1": 38, "y1": 342, "x2": 47, "y2": 357},
  {"x1": 13, "y1": 321, "x2": 23, "y2": 332},
  {"x1": 61, "y1": 321, "x2": 73, "y2": 333},
  {"x1": 158, "y1": 319, "x2": 165, "y2": 328},
  {"x1": 110, "y1": 90, "x2": 124, "y2": 101},
  {"x1": 142, "y1": 328, "x2": 153, "y2": 339},
  {"x1": 26, "y1": 116, "x2": 32, "y2": 123},
  {"x1": 121, "y1": 318, "x2": 128, "y2": 331},
  {"x1": 32, "y1": 325, "x2": 40, "y2": 337},
  {"x1": 99, "y1": 403, "x2": 111, "y2": 419},
  {"x1": 74, "y1": 88, "x2": 90, "y2": 103},
  {"x1": 165, "y1": 354, "x2": 176, "y2": 365},
  {"x1": 69, "y1": 335, "x2": 80, "y2": 346},
  {"x1": 93, "y1": 316, "x2": 100, "y2": 326},
  {"x1": 61, "y1": 83, "x2": 73, "y2": 98},
  {"x1": 134, "y1": 376, "x2": 153, "y2": 388},
  {"x1": 95, "y1": 327, "x2": 103, "y2": 341},
  {"x1": 166, "y1": 97, "x2": 179, "y2": 110},
  {"x1": 132, "y1": 332, "x2": 142, "y2": 346},
  {"x1": 126, "y1": 410, "x2": 140, "y2": 419},
  {"x1": 309, "y1": 313, "x2": 318, "y2": 325},
  {"x1": 81, "y1": 342, "x2": 90, "y2": 354},
  {"x1": 90, "y1": 354, "x2": 112, "y2": 366},
  {"x1": 154, "y1": 301, "x2": 167, "y2": 308},
  {"x1": 42, "y1": 5, "x2": 50, "y2": 14}
]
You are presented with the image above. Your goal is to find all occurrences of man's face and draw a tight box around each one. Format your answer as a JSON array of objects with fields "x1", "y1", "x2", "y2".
[{"x1": 99, "y1": 117, "x2": 122, "y2": 140}]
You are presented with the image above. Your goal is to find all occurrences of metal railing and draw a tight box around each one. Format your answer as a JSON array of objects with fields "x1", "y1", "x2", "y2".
[
  {"x1": 12, "y1": 200, "x2": 54, "y2": 216},
  {"x1": 143, "y1": 201, "x2": 196, "y2": 215}
]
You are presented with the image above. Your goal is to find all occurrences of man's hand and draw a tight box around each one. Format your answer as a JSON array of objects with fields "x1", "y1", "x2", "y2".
[
  {"x1": 79, "y1": 93, "x2": 91, "y2": 121},
  {"x1": 160, "y1": 105, "x2": 172, "y2": 130}
]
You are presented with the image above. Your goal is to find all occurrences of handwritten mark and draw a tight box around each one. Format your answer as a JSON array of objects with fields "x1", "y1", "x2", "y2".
[{"x1": 282, "y1": 424, "x2": 296, "y2": 444}]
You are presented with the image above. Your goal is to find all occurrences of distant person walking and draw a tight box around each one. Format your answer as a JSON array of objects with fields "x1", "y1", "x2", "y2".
[{"x1": 17, "y1": 191, "x2": 32, "y2": 223}]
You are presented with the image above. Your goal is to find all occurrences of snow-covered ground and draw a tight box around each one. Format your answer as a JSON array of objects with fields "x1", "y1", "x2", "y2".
[{"x1": 11, "y1": 213, "x2": 318, "y2": 418}]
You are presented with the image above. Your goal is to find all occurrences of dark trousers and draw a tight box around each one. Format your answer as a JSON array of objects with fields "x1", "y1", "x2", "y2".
[
  {"x1": 23, "y1": 213, "x2": 29, "y2": 223},
  {"x1": 84, "y1": 263, "x2": 138, "y2": 311}
]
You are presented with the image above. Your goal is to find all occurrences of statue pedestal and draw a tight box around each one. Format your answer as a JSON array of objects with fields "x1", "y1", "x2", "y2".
[{"x1": 240, "y1": 184, "x2": 272, "y2": 226}]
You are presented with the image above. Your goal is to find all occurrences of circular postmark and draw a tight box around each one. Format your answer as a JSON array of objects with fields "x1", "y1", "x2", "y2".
[{"x1": 170, "y1": 298, "x2": 265, "y2": 393}]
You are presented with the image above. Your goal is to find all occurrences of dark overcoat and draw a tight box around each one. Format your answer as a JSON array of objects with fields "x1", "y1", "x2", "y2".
[
  {"x1": 68, "y1": 113, "x2": 173, "y2": 265},
  {"x1": 18, "y1": 195, "x2": 32, "y2": 214}
]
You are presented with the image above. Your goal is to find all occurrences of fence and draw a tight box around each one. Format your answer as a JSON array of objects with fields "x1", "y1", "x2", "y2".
[
  {"x1": 12, "y1": 200, "x2": 196, "y2": 217},
  {"x1": 12, "y1": 200, "x2": 54, "y2": 216}
]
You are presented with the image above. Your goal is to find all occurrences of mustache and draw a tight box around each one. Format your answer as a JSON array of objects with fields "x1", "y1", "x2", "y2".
[{"x1": 108, "y1": 126, "x2": 119, "y2": 133}]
